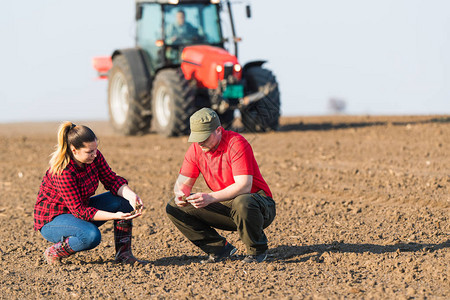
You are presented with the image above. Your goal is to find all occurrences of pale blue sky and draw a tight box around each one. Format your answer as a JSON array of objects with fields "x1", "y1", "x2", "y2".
[{"x1": 1, "y1": 0, "x2": 449, "y2": 123}]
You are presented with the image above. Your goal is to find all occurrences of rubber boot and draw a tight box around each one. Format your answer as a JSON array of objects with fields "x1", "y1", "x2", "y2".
[
  {"x1": 114, "y1": 220, "x2": 148, "y2": 265},
  {"x1": 43, "y1": 237, "x2": 75, "y2": 265}
]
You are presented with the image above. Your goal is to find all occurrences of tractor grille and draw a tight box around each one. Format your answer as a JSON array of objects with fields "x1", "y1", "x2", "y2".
[{"x1": 224, "y1": 63, "x2": 234, "y2": 80}]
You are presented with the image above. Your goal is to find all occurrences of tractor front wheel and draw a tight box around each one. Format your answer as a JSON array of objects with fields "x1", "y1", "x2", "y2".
[
  {"x1": 240, "y1": 66, "x2": 280, "y2": 132},
  {"x1": 151, "y1": 69, "x2": 196, "y2": 137}
]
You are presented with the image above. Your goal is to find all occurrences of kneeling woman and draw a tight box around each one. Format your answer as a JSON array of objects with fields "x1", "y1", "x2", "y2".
[{"x1": 34, "y1": 122, "x2": 146, "y2": 265}]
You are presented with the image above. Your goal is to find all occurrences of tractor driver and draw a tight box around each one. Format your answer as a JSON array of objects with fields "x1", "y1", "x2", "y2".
[{"x1": 166, "y1": 10, "x2": 202, "y2": 44}]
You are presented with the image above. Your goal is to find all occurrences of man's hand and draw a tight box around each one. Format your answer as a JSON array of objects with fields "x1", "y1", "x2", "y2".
[
  {"x1": 173, "y1": 174, "x2": 196, "y2": 207},
  {"x1": 186, "y1": 193, "x2": 215, "y2": 208},
  {"x1": 174, "y1": 192, "x2": 189, "y2": 207}
]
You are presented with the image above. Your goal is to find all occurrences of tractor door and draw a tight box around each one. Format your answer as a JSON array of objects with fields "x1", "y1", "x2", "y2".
[{"x1": 136, "y1": 3, "x2": 163, "y2": 72}]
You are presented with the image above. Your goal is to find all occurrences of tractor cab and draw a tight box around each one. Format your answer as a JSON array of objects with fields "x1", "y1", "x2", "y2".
[{"x1": 136, "y1": 1, "x2": 224, "y2": 68}]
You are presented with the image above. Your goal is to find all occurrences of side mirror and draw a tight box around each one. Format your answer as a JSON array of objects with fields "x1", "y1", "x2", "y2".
[
  {"x1": 246, "y1": 5, "x2": 251, "y2": 18},
  {"x1": 136, "y1": 6, "x2": 143, "y2": 20}
]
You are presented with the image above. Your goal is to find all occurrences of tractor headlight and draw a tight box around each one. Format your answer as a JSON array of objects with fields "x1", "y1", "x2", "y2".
[
  {"x1": 234, "y1": 64, "x2": 242, "y2": 73},
  {"x1": 216, "y1": 65, "x2": 223, "y2": 73}
]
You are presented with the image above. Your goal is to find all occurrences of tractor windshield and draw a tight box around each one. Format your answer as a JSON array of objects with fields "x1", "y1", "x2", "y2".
[
  {"x1": 136, "y1": 3, "x2": 223, "y2": 68},
  {"x1": 164, "y1": 4, "x2": 222, "y2": 46}
]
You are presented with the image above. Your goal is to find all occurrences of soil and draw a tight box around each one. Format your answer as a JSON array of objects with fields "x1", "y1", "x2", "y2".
[{"x1": 0, "y1": 115, "x2": 449, "y2": 299}]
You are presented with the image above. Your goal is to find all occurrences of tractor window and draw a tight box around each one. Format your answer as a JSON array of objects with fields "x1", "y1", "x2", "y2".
[
  {"x1": 136, "y1": 4, "x2": 163, "y2": 68},
  {"x1": 201, "y1": 5, "x2": 222, "y2": 44},
  {"x1": 164, "y1": 4, "x2": 222, "y2": 45}
]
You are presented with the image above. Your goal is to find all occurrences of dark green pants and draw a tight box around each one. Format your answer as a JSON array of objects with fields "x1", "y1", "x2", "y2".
[{"x1": 166, "y1": 190, "x2": 276, "y2": 255}]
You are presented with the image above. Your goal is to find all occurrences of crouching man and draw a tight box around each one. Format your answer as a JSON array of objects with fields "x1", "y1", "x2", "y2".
[{"x1": 166, "y1": 108, "x2": 276, "y2": 263}]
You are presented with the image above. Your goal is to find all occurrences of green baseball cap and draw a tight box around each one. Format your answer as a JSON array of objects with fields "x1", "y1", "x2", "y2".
[{"x1": 188, "y1": 108, "x2": 221, "y2": 142}]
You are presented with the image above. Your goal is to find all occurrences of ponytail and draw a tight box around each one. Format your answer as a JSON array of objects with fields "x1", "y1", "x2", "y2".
[{"x1": 49, "y1": 121, "x2": 97, "y2": 175}]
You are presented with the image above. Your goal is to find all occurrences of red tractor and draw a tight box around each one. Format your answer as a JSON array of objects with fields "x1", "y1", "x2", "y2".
[{"x1": 93, "y1": 0, "x2": 280, "y2": 136}]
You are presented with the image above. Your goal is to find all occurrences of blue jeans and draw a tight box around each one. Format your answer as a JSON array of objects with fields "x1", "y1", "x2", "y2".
[{"x1": 40, "y1": 192, "x2": 133, "y2": 252}]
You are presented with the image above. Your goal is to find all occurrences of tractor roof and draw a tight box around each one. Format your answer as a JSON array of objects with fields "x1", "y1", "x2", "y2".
[{"x1": 136, "y1": 0, "x2": 220, "y2": 4}]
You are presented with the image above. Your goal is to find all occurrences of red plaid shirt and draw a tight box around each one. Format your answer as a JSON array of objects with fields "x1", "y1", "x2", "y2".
[{"x1": 33, "y1": 150, "x2": 127, "y2": 231}]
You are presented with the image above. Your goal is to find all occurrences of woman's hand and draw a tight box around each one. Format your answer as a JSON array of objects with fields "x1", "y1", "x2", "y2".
[
  {"x1": 118, "y1": 184, "x2": 144, "y2": 214},
  {"x1": 128, "y1": 194, "x2": 144, "y2": 210},
  {"x1": 92, "y1": 208, "x2": 141, "y2": 221},
  {"x1": 131, "y1": 195, "x2": 144, "y2": 214},
  {"x1": 114, "y1": 211, "x2": 141, "y2": 220}
]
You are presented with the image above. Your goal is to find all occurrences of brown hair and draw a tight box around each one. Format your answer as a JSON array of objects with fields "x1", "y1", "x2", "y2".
[{"x1": 49, "y1": 121, "x2": 97, "y2": 175}]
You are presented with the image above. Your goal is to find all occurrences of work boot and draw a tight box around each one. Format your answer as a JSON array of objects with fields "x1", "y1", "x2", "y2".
[
  {"x1": 43, "y1": 237, "x2": 75, "y2": 265},
  {"x1": 200, "y1": 241, "x2": 237, "y2": 263},
  {"x1": 114, "y1": 220, "x2": 148, "y2": 265},
  {"x1": 242, "y1": 251, "x2": 268, "y2": 263}
]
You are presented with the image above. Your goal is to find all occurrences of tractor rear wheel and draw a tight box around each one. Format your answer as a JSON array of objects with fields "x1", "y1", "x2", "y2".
[
  {"x1": 151, "y1": 69, "x2": 196, "y2": 137},
  {"x1": 240, "y1": 66, "x2": 280, "y2": 132},
  {"x1": 108, "y1": 55, "x2": 151, "y2": 135},
  {"x1": 218, "y1": 110, "x2": 235, "y2": 130}
]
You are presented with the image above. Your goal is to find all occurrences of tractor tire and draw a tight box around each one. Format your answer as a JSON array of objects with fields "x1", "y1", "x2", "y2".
[
  {"x1": 240, "y1": 66, "x2": 280, "y2": 132},
  {"x1": 108, "y1": 55, "x2": 151, "y2": 135},
  {"x1": 151, "y1": 68, "x2": 196, "y2": 137},
  {"x1": 218, "y1": 110, "x2": 235, "y2": 130}
]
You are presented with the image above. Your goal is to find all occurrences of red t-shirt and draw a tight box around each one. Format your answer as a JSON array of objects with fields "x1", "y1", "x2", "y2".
[{"x1": 180, "y1": 128, "x2": 272, "y2": 198}]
